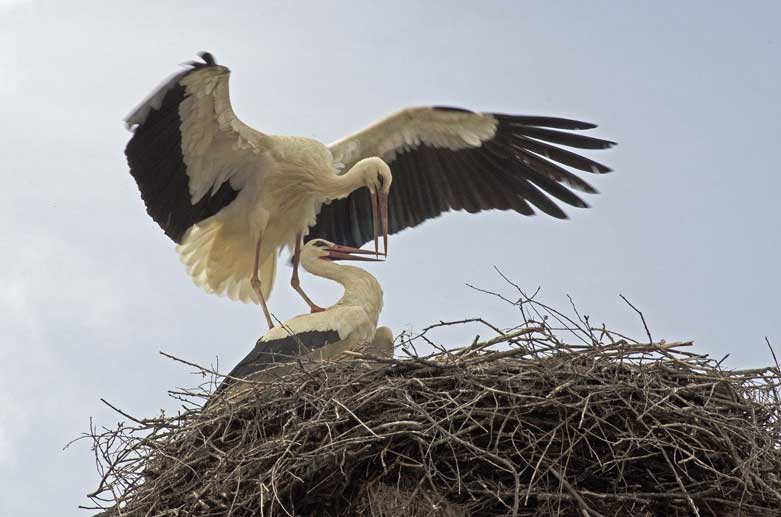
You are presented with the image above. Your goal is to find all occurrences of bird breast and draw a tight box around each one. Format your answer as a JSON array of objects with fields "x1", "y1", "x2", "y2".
[{"x1": 256, "y1": 137, "x2": 336, "y2": 249}]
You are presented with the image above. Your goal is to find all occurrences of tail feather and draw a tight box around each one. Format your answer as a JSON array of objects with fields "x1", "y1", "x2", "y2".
[
  {"x1": 177, "y1": 220, "x2": 275, "y2": 303},
  {"x1": 364, "y1": 326, "x2": 394, "y2": 358}
]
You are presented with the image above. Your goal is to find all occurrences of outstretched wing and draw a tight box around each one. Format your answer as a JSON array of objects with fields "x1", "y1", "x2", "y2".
[
  {"x1": 307, "y1": 106, "x2": 615, "y2": 247},
  {"x1": 125, "y1": 52, "x2": 270, "y2": 243}
]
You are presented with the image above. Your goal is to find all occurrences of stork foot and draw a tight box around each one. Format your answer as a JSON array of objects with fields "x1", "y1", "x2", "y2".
[{"x1": 309, "y1": 304, "x2": 326, "y2": 314}]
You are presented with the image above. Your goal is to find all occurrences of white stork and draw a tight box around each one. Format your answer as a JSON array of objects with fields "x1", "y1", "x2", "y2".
[
  {"x1": 125, "y1": 52, "x2": 614, "y2": 328},
  {"x1": 212, "y1": 238, "x2": 392, "y2": 402}
]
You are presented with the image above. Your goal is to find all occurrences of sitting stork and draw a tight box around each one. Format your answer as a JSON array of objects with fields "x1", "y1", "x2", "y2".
[
  {"x1": 211, "y1": 239, "x2": 392, "y2": 404},
  {"x1": 124, "y1": 52, "x2": 614, "y2": 329}
]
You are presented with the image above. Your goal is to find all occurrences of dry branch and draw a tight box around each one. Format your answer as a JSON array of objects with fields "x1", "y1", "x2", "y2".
[{"x1": 81, "y1": 294, "x2": 781, "y2": 516}]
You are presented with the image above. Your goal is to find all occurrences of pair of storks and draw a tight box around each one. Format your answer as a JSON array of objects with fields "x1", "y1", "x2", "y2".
[{"x1": 125, "y1": 52, "x2": 615, "y2": 361}]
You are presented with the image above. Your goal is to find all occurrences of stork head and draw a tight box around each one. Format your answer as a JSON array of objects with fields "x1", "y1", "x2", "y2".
[
  {"x1": 302, "y1": 239, "x2": 385, "y2": 264},
  {"x1": 354, "y1": 157, "x2": 392, "y2": 195},
  {"x1": 355, "y1": 157, "x2": 392, "y2": 257}
]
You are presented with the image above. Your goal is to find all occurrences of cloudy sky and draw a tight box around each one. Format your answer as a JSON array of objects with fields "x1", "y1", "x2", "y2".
[{"x1": 1, "y1": 1, "x2": 779, "y2": 515}]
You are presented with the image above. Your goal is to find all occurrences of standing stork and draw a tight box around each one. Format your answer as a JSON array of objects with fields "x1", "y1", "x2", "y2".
[
  {"x1": 211, "y1": 238, "x2": 392, "y2": 404},
  {"x1": 125, "y1": 53, "x2": 391, "y2": 330},
  {"x1": 124, "y1": 52, "x2": 614, "y2": 328}
]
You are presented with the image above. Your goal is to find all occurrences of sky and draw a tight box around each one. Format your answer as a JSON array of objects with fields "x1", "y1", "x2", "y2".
[{"x1": 1, "y1": 1, "x2": 780, "y2": 515}]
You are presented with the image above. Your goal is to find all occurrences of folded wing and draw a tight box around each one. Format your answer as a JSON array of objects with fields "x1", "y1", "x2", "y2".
[{"x1": 214, "y1": 306, "x2": 367, "y2": 397}]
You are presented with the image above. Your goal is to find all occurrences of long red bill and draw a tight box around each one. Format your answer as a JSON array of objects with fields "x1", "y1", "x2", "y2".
[
  {"x1": 371, "y1": 190, "x2": 380, "y2": 257},
  {"x1": 328, "y1": 244, "x2": 379, "y2": 256},
  {"x1": 379, "y1": 191, "x2": 388, "y2": 256},
  {"x1": 326, "y1": 250, "x2": 385, "y2": 262}
]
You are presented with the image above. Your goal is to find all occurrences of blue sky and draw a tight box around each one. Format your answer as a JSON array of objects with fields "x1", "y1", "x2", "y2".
[{"x1": 1, "y1": 1, "x2": 779, "y2": 515}]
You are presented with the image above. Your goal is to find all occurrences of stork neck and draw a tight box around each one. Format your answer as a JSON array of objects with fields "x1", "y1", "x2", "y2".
[
  {"x1": 320, "y1": 161, "x2": 370, "y2": 200},
  {"x1": 302, "y1": 258, "x2": 383, "y2": 322}
]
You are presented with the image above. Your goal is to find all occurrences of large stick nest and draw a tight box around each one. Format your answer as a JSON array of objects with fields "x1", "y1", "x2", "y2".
[{"x1": 84, "y1": 292, "x2": 781, "y2": 516}]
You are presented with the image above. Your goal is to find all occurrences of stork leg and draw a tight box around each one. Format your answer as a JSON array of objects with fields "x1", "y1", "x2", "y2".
[
  {"x1": 291, "y1": 234, "x2": 325, "y2": 313},
  {"x1": 251, "y1": 235, "x2": 275, "y2": 330}
]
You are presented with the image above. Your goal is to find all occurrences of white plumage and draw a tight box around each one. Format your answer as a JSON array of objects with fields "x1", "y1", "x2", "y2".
[
  {"x1": 329, "y1": 107, "x2": 498, "y2": 164},
  {"x1": 211, "y1": 239, "x2": 392, "y2": 402},
  {"x1": 259, "y1": 240, "x2": 385, "y2": 348},
  {"x1": 126, "y1": 53, "x2": 391, "y2": 328},
  {"x1": 125, "y1": 52, "x2": 614, "y2": 328}
]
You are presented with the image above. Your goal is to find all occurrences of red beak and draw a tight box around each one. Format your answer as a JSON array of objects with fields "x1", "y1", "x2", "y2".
[
  {"x1": 325, "y1": 243, "x2": 385, "y2": 262},
  {"x1": 379, "y1": 191, "x2": 388, "y2": 256},
  {"x1": 370, "y1": 190, "x2": 390, "y2": 257}
]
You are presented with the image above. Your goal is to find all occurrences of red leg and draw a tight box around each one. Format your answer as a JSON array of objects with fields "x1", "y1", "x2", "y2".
[
  {"x1": 291, "y1": 234, "x2": 325, "y2": 313},
  {"x1": 250, "y1": 235, "x2": 275, "y2": 329}
]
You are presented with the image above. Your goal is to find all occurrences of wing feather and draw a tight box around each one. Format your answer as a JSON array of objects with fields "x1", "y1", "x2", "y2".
[
  {"x1": 515, "y1": 136, "x2": 612, "y2": 173},
  {"x1": 124, "y1": 53, "x2": 270, "y2": 243},
  {"x1": 228, "y1": 329, "x2": 341, "y2": 380},
  {"x1": 513, "y1": 126, "x2": 615, "y2": 150},
  {"x1": 308, "y1": 106, "x2": 613, "y2": 247},
  {"x1": 494, "y1": 113, "x2": 598, "y2": 130}
]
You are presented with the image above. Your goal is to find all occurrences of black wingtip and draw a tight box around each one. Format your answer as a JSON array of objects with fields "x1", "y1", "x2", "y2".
[
  {"x1": 433, "y1": 106, "x2": 475, "y2": 114},
  {"x1": 183, "y1": 52, "x2": 218, "y2": 69},
  {"x1": 495, "y1": 114, "x2": 599, "y2": 131},
  {"x1": 198, "y1": 51, "x2": 217, "y2": 66},
  {"x1": 569, "y1": 121, "x2": 598, "y2": 130}
]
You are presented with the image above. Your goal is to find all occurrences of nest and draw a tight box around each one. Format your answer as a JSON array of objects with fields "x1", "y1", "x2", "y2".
[{"x1": 84, "y1": 293, "x2": 781, "y2": 516}]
